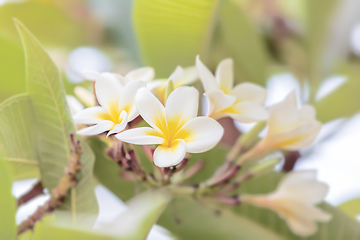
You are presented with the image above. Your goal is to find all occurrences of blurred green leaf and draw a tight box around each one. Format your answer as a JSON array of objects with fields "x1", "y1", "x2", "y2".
[
  {"x1": 305, "y1": 0, "x2": 337, "y2": 97},
  {"x1": 133, "y1": 0, "x2": 220, "y2": 77},
  {"x1": 158, "y1": 197, "x2": 281, "y2": 240},
  {"x1": 314, "y1": 65, "x2": 360, "y2": 122},
  {"x1": 0, "y1": 2, "x2": 89, "y2": 47},
  {"x1": 0, "y1": 155, "x2": 17, "y2": 240},
  {"x1": 160, "y1": 172, "x2": 360, "y2": 239},
  {"x1": 33, "y1": 224, "x2": 118, "y2": 240},
  {"x1": 0, "y1": 94, "x2": 40, "y2": 180},
  {"x1": 29, "y1": 189, "x2": 170, "y2": 240},
  {"x1": 215, "y1": 0, "x2": 269, "y2": 85},
  {"x1": 338, "y1": 198, "x2": 360, "y2": 220},
  {"x1": 101, "y1": 189, "x2": 172, "y2": 239},
  {"x1": 0, "y1": 34, "x2": 25, "y2": 101},
  {"x1": 15, "y1": 20, "x2": 98, "y2": 220}
]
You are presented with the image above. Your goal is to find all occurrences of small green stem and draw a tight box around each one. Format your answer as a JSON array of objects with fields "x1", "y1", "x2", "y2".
[{"x1": 227, "y1": 121, "x2": 266, "y2": 162}]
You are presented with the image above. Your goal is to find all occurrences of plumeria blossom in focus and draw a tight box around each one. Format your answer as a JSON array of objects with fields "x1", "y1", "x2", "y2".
[
  {"x1": 241, "y1": 171, "x2": 331, "y2": 237},
  {"x1": 196, "y1": 56, "x2": 268, "y2": 123},
  {"x1": 73, "y1": 76, "x2": 144, "y2": 136},
  {"x1": 148, "y1": 65, "x2": 198, "y2": 103},
  {"x1": 257, "y1": 91, "x2": 322, "y2": 152},
  {"x1": 116, "y1": 87, "x2": 224, "y2": 167},
  {"x1": 83, "y1": 66, "x2": 155, "y2": 84}
]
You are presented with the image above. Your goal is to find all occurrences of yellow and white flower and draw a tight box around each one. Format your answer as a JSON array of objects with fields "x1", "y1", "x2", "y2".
[
  {"x1": 196, "y1": 56, "x2": 268, "y2": 123},
  {"x1": 116, "y1": 87, "x2": 224, "y2": 167},
  {"x1": 258, "y1": 91, "x2": 322, "y2": 151},
  {"x1": 241, "y1": 171, "x2": 331, "y2": 237},
  {"x1": 148, "y1": 65, "x2": 198, "y2": 103},
  {"x1": 74, "y1": 76, "x2": 144, "y2": 136}
]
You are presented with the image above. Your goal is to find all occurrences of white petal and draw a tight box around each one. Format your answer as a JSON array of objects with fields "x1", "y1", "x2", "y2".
[
  {"x1": 125, "y1": 67, "x2": 154, "y2": 82},
  {"x1": 283, "y1": 202, "x2": 331, "y2": 237},
  {"x1": 168, "y1": 66, "x2": 184, "y2": 82},
  {"x1": 282, "y1": 202, "x2": 319, "y2": 237},
  {"x1": 275, "y1": 171, "x2": 329, "y2": 204},
  {"x1": 116, "y1": 127, "x2": 164, "y2": 145},
  {"x1": 228, "y1": 102, "x2": 268, "y2": 123},
  {"x1": 77, "y1": 120, "x2": 114, "y2": 135},
  {"x1": 82, "y1": 70, "x2": 100, "y2": 81},
  {"x1": 100, "y1": 72, "x2": 128, "y2": 86},
  {"x1": 95, "y1": 74, "x2": 123, "y2": 113},
  {"x1": 67, "y1": 95, "x2": 84, "y2": 115},
  {"x1": 268, "y1": 91, "x2": 299, "y2": 134},
  {"x1": 74, "y1": 86, "x2": 95, "y2": 107},
  {"x1": 300, "y1": 105, "x2": 316, "y2": 120},
  {"x1": 107, "y1": 111, "x2": 128, "y2": 136},
  {"x1": 270, "y1": 121, "x2": 321, "y2": 150},
  {"x1": 231, "y1": 82, "x2": 267, "y2": 104},
  {"x1": 215, "y1": 58, "x2": 233, "y2": 93},
  {"x1": 196, "y1": 55, "x2": 218, "y2": 92},
  {"x1": 153, "y1": 139, "x2": 186, "y2": 167},
  {"x1": 119, "y1": 80, "x2": 145, "y2": 121},
  {"x1": 179, "y1": 66, "x2": 198, "y2": 85},
  {"x1": 73, "y1": 106, "x2": 106, "y2": 124},
  {"x1": 165, "y1": 87, "x2": 199, "y2": 128},
  {"x1": 178, "y1": 116, "x2": 224, "y2": 153},
  {"x1": 135, "y1": 88, "x2": 166, "y2": 132},
  {"x1": 204, "y1": 90, "x2": 236, "y2": 118}
]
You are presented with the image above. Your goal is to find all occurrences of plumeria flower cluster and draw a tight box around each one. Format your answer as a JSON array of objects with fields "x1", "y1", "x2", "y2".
[{"x1": 71, "y1": 56, "x2": 330, "y2": 237}]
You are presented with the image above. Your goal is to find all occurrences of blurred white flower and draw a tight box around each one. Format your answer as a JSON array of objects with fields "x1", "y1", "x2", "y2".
[
  {"x1": 148, "y1": 66, "x2": 198, "y2": 103},
  {"x1": 74, "y1": 86, "x2": 96, "y2": 107},
  {"x1": 73, "y1": 76, "x2": 144, "y2": 136},
  {"x1": 242, "y1": 171, "x2": 331, "y2": 237},
  {"x1": 196, "y1": 56, "x2": 268, "y2": 123},
  {"x1": 259, "y1": 91, "x2": 322, "y2": 151},
  {"x1": 116, "y1": 87, "x2": 224, "y2": 167},
  {"x1": 66, "y1": 95, "x2": 84, "y2": 115},
  {"x1": 83, "y1": 66, "x2": 154, "y2": 84}
]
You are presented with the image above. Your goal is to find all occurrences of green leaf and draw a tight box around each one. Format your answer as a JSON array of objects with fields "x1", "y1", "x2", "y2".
[
  {"x1": 33, "y1": 224, "x2": 118, "y2": 240},
  {"x1": 15, "y1": 20, "x2": 98, "y2": 219},
  {"x1": 338, "y1": 198, "x2": 360, "y2": 220},
  {"x1": 0, "y1": 94, "x2": 40, "y2": 180},
  {"x1": 133, "y1": 0, "x2": 220, "y2": 77},
  {"x1": 158, "y1": 197, "x2": 282, "y2": 240},
  {"x1": 0, "y1": 34, "x2": 25, "y2": 101},
  {"x1": 314, "y1": 65, "x2": 360, "y2": 122},
  {"x1": 214, "y1": 0, "x2": 268, "y2": 85},
  {"x1": 0, "y1": 155, "x2": 17, "y2": 240}
]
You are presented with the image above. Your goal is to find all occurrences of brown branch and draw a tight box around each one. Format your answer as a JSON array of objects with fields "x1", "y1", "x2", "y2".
[
  {"x1": 17, "y1": 134, "x2": 83, "y2": 235},
  {"x1": 17, "y1": 181, "x2": 44, "y2": 207}
]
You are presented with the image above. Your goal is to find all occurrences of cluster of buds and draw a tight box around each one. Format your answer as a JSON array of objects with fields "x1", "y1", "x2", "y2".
[{"x1": 69, "y1": 56, "x2": 330, "y2": 237}]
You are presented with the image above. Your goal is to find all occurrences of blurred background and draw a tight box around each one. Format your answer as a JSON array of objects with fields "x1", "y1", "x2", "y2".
[{"x1": 1, "y1": 0, "x2": 360, "y2": 237}]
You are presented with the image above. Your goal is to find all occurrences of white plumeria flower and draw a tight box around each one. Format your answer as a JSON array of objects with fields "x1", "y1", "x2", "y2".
[
  {"x1": 73, "y1": 76, "x2": 144, "y2": 136},
  {"x1": 116, "y1": 87, "x2": 224, "y2": 167},
  {"x1": 258, "y1": 91, "x2": 322, "y2": 151},
  {"x1": 148, "y1": 65, "x2": 198, "y2": 103},
  {"x1": 83, "y1": 66, "x2": 154, "y2": 84},
  {"x1": 241, "y1": 171, "x2": 331, "y2": 237},
  {"x1": 196, "y1": 56, "x2": 268, "y2": 123}
]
